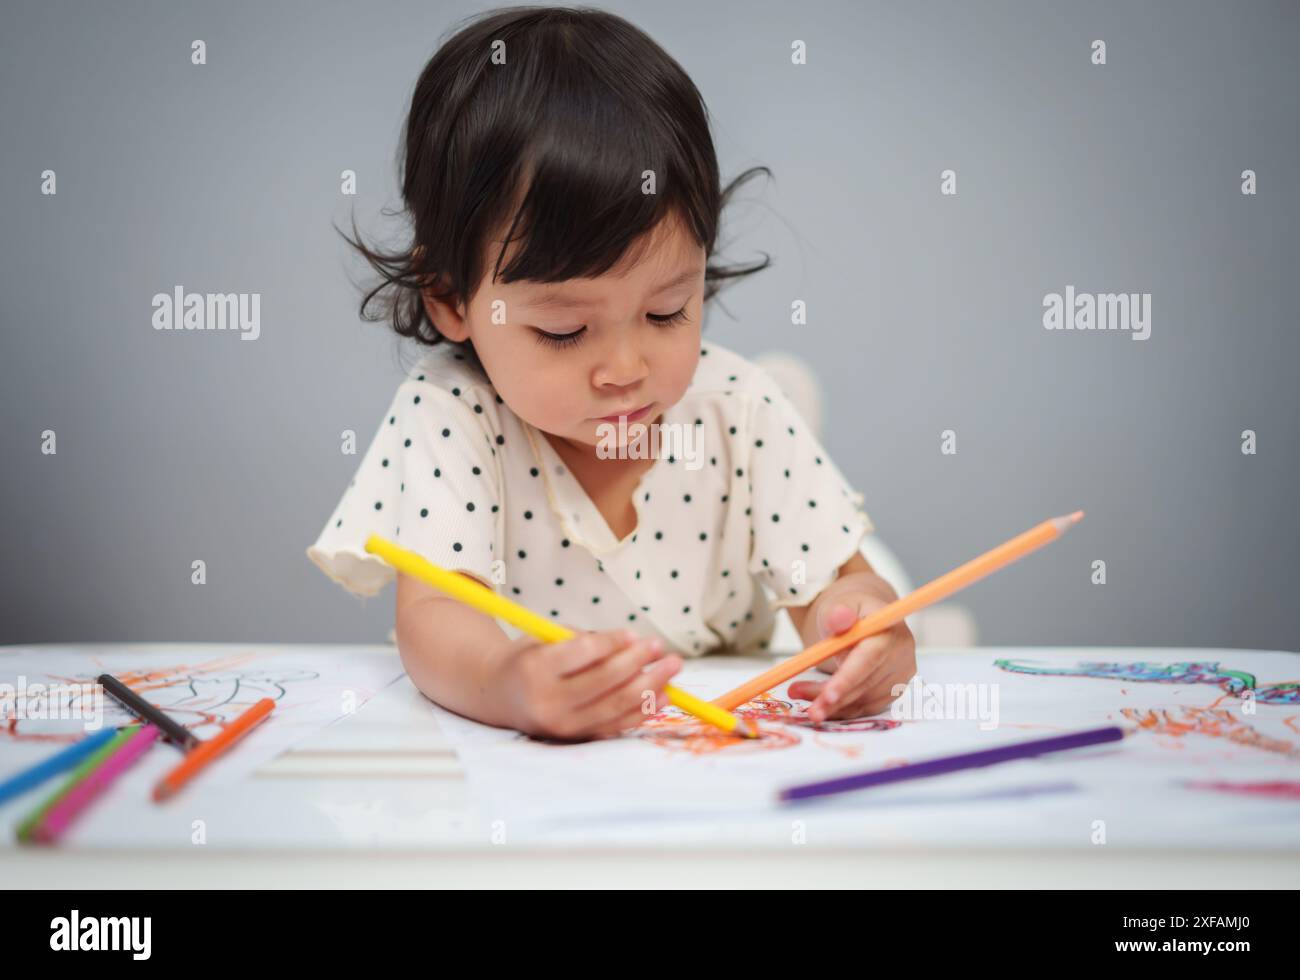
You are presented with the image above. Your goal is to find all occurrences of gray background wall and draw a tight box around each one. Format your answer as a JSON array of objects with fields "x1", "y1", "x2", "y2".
[{"x1": 2, "y1": 1, "x2": 1296, "y2": 650}]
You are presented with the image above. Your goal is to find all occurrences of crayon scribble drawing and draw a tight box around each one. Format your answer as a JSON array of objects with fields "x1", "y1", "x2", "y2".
[
  {"x1": 1183, "y1": 780, "x2": 1300, "y2": 799},
  {"x1": 633, "y1": 692, "x2": 901, "y2": 756},
  {"x1": 1119, "y1": 706, "x2": 1300, "y2": 760},
  {"x1": 2, "y1": 652, "x2": 321, "y2": 744},
  {"x1": 994, "y1": 659, "x2": 1300, "y2": 706}
]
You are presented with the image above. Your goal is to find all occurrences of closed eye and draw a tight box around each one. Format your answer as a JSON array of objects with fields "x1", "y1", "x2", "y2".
[
  {"x1": 533, "y1": 326, "x2": 586, "y2": 349},
  {"x1": 647, "y1": 306, "x2": 689, "y2": 325},
  {"x1": 532, "y1": 307, "x2": 689, "y2": 350}
]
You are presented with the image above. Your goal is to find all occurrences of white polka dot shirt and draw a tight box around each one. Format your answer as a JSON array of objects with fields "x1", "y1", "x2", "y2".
[{"x1": 306, "y1": 340, "x2": 874, "y2": 656}]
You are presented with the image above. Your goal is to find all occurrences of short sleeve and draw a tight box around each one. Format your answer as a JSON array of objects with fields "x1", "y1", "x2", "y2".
[
  {"x1": 743, "y1": 379, "x2": 874, "y2": 609},
  {"x1": 306, "y1": 381, "x2": 502, "y2": 597}
]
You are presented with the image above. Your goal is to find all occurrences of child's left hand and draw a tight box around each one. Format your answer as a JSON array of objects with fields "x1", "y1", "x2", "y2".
[{"x1": 788, "y1": 579, "x2": 917, "y2": 723}]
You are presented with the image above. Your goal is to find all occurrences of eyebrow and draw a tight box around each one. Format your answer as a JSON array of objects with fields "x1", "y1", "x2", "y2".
[{"x1": 521, "y1": 266, "x2": 703, "y2": 312}]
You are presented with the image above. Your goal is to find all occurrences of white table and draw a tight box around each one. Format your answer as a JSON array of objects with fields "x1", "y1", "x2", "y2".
[{"x1": 3, "y1": 643, "x2": 1298, "y2": 888}]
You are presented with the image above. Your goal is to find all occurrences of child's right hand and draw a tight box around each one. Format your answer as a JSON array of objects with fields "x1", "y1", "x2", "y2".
[{"x1": 497, "y1": 628, "x2": 682, "y2": 741}]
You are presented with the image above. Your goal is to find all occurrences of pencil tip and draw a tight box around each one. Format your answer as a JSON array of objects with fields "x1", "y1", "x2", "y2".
[{"x1": 1053, "y1": 510, "x2": 1085, "y2": 532}]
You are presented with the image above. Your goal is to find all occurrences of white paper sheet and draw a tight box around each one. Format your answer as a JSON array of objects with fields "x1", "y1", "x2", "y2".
[
  {"x1": 3, "y1": 646, "x2": 1297, "y2": 851},
  {"x1": 0, "y1": 644, "x2": 405, "y2": 843},
  {"x1": 429, "y1": 648, "x2": 1300, "y2": 843}
]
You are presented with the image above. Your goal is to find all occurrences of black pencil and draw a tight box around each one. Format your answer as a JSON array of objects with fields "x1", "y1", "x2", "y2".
[{"x1": 97, "y1": 673, "x2": 199, "y2": 750}]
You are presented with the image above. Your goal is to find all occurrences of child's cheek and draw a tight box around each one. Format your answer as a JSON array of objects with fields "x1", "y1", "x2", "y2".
[{"x1": 510, "y1": 370, "x2": 592, "y2": 437}]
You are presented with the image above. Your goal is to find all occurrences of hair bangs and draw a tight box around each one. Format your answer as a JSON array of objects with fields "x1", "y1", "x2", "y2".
[
  {"x1": 486, "y1": 108, "x2": 706, "y2": 288},
  {"x1": 341, "y1": 6, "x2": 770, "y2": 353}
]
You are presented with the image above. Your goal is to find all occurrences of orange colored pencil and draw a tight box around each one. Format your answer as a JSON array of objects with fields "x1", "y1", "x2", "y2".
[
  {"x1": 712, "y1": 511, "x2": 1085, "y2": 711},
  {"x1": 152, "y1": 698, "x2": 276, "y2": 801}
]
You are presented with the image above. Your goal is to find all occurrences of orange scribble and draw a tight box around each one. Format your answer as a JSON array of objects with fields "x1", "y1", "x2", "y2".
[
  {"x1": 635, "y1": 692, "x2": 900, "y2": 756},
  {"x1": 59, "y1": 653, "x2": 259, "y2": 697},
  {"x1": 1121, "y1": 706, "x2": 1300, "y2": 760},
  {"x1": 2, "y1": 655, "x2": 312, "y2": 744},
  {"x1": 810, "y1": 731, "x2": 865, "y2": 758},
  {"x1": 1185, "y1": 780, "x2": 1300, "y2": 800},
  {"x1": 4, "y1": 717, "x2": 73, "y2": 744}
]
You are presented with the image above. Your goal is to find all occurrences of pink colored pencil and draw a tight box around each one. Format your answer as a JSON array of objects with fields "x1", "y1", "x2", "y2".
[{"x1": 30, "y1": 724, "x2": 160, "y2": 844}]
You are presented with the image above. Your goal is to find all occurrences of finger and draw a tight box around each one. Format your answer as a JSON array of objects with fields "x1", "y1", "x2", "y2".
[
  {"x1": 806, "y1": 633, "x2": 892, "y2": 723},
  {"x1": 583, "y1": 654, "x2": 683, "y2": 734},
  {"x1": 595, "y1": 699, "x2": 666, "y2": 740},
  {"x1": 825, "y1": 634, "x2": 915, "y2": 720},
  {"x1": 553, "y1": 629, "x2": 640, "y2": 677},
  {"x1": 787, "y1": 679, "x2": 826, "y2": 701},
  {"x1": 815, "y1": 653, "x2": 845, "y2": 675},
  {"x1": 566, "y1": 668, "x2": 675, "y2": 741},
  {"x1": 567, "y1": 638, "x2": 669, "y2": 710},
  {"x1": 837, "y1": 645, "x2": 897, "y2": 709},
  {"x1": 566, "y1": 637, "x2": 669, "y2": 708},
  {"x1": 831, "y1": 683, "x2": 888, "y2": 721},
  {"x1": 814, "y1": 601, "x2": 874, "y2": 673},
  {"x1": 817, "y1": 603, "x2": 859, "y2": 638},
  {"x1": 852, "y1": 664, "x2": 919, "y2": 718}
]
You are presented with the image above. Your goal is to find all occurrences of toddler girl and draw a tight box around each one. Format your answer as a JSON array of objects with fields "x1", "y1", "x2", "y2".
[{"x1": 307, "y1": 6, "x2": 915, "y2": 740}]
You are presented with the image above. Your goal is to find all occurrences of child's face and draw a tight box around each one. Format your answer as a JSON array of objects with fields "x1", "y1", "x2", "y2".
[{"x1": 425, "y1": 213, "x2": 706, "y2": 457}]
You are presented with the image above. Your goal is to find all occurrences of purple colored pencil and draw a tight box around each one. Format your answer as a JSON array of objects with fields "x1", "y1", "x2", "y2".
[{"x1": 779, "y1": 725, "x2": 1126, "y2": 802}]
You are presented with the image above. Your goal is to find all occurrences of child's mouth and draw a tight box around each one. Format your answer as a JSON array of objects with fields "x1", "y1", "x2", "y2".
[{"x1": 594, "y1": 402, "x2": 654, "y2": 423}]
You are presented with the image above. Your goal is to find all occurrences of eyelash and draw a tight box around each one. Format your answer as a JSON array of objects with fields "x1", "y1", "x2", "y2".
[{"x1": 533, "y1": 307, "x2": 690, "y2": 350}]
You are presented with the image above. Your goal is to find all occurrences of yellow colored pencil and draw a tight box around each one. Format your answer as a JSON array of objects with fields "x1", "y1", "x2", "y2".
[{"x1": 364, "y1": 534, "x2": 757, "y2": 738}]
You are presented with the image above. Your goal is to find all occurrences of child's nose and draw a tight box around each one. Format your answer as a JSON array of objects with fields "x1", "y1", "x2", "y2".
[{"x1": 594, "y1": 347, "x2": 650, "y2": 389}]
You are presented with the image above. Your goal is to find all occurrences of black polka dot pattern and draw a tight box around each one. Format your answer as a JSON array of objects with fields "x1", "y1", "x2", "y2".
[
  {"x1": 742, "y1": 361, "x2": 871, "y2": 603},
  {"x1": 307, "y1": 342, "x2": 872, "y2": 659}
]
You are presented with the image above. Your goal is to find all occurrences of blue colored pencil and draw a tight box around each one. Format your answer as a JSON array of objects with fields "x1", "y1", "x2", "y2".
[
  {"x1": 0, "y1": 727, "x2": 121, "y2": 807},
  {"x1": 779, "y1": 725, "x2": 1126, "y2": 802}
]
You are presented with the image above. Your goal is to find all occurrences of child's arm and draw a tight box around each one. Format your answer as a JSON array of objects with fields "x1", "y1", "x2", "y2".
[
  {"x1": 394, "y1": 572, "x2": 683, "y2": 738},
  {"x1": 784, "y1": 552, "x2": 917, "y2": 721},
  {"x1": 395, "y1": 571, "x2": 521, "y2": 729}
]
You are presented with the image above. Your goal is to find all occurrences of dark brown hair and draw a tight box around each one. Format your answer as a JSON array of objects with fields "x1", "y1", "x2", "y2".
[{"x1": 338, "y1": 5, "x2": 771, "y2": 358}]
